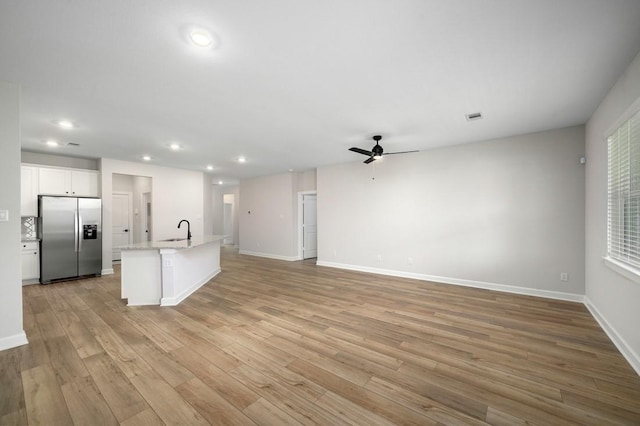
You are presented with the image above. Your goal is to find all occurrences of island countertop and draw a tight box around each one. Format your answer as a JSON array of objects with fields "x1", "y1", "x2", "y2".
[{"x1": 118, "y1": 235, "x2": 226, "y2": 251}]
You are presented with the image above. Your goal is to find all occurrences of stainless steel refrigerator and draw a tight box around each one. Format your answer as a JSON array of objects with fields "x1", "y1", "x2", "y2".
[{"x1": 39, "y1": 195, "x2": 102, "y2": 284}]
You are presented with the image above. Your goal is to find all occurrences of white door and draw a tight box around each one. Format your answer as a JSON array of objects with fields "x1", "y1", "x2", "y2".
[
  {"x1": 142, "y1": 192, "x2": 152, "y2": 242},
  {"x1": 112, "y1": 192, "x2": 132, "y2": 261},
  {"x1": 302, "y1": 194, "x2": 317, "y2": 259},
  {"x1": 223, "y1": 203, "x2": 233, "y2": 245}
]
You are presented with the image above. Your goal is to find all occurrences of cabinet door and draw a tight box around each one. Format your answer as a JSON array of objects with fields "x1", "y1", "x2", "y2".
[
  {"x1": 71, "y1": 170, "x2": 99, "y2": 196},
  {"x1": 21, "y1": 249, "x2": 39, "y2": 280},
  {"x1": 39, "y1": 168, "x2": 70, "y2": 195},
  {"x1": 21, "y1": 166, "x2": 39, "y2": 216}
]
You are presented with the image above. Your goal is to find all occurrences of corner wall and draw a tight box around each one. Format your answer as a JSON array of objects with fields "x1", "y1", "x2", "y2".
[
  {"x1": 100, "y1": 158, "x2": 204, "y2": 273},
  {"x1": 317, "y1": 126, "x2": 585, "y2": 300},
  {"x1": 239, "y1": 173, "x2": 297, "y2": 260},
  {"x1": 0, "y1": 81, "x2": 27, "y2": 351},
  {"x1": 585, "y1": 50, "x2": 640, "y2": 374}
]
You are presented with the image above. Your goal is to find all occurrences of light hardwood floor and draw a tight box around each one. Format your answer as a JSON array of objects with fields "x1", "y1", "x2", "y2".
[{"x1": 2, "y1": 247, "x2": 640, "y2": 425}]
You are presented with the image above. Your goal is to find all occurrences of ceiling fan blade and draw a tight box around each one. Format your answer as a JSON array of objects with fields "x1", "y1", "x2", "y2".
[
  {"x1": 383, "y1": 150, "x2": 420, "y2": 155},
  {"x1": 349, "y1": 147, "x2": 373, "y2": 156},
  {"x1": 364, "y1": 156, "x2": 376, "y2": 164}
]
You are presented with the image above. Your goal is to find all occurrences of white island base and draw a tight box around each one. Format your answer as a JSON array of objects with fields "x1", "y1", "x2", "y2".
[{"x1": 120, "y1": 235, "x2": 224, "y2": 306}]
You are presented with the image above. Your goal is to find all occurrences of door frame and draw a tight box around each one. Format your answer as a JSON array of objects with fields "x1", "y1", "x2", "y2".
[
  {"x1": 112, "y1": 191, "x2": 133, "y2": 261},
  {"x1": 297, "y1": 190, "x2": 317, "y2": 260}
]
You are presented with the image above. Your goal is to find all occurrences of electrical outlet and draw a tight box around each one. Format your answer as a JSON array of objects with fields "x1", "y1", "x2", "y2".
[
  {"x1": 333, "y1": 249, "x2": 337, "y2": 257},
  {"x1": 377, "y1": 254, "x2": 382, "y2": 262},
  {"x1": 560, "y1": 272, "x2": 568, "y2": 282},
  {"x1": 407, "y1": 257, "x2": 413, "y2": 265}
]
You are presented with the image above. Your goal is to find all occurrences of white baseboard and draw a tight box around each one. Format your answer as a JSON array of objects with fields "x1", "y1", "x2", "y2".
[
  {"x1": 316, "y1": 261, "x2": 585, "y2": 303},
  {"x1": 101, "y1": 268, "x2": 114, "y2": 275},
  {"x1": 0, "y1": 331, "x2": 29, "y2": 352},
  {"x1": 239, "y1": 250, "x2": 299, "y2": 262},
  {"x1": 584, "y1": 297, "x2": 640, "y2": 376},
  {"x1": 160, "y1": 268, "x2": 221, "y2": 307}
]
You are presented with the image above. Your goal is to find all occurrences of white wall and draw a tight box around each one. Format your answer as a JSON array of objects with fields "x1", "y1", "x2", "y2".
[
  {"x1": 317, "y1": 126, "x2": 585, "y2": 299},
  {"x1": 585, "y1": 50, "x2": 640, "y2": 374},
  {"x1": 21, "y1": 150, "x2": 98, "y2": 170},
  {"x1": 296, "y1": 169, "x2": 317, "y2": 192},
  {"x1": 239, "y1": 173, "x2": 298, "y2": 259},
  {"x1": 203, "y1": 176, "x2": 213, "y2": 235},
  {"x1": 0, "y1": 81, "x2": 27, "y2": 351},
  {"x1": 100, "y1": 158, "x2": 204, "y2": 272},
  {"x1": 211, "y1": 185, "x2": 225, "y2": 235}
]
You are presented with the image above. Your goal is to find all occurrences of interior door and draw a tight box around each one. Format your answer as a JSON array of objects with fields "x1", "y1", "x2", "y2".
[
  {"x1": 112, "y1": 192, "x2": 132, "y2": 261},
  {"x1": 142, "y1": 192, "x2": 152, "y2": 242},
  {"x1": 302, "y1": 194, "x2": 317, "y2": 259}
]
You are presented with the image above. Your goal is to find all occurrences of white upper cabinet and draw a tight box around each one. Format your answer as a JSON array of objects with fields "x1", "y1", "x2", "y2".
[
  {"x1": 37, "y1": 167, "x2": 99, "y2": 197},
  {"x1": 38, "y1": 167, "x2": 70, "y2": 195},
  {"x1": 20, "y1": 166, "x2": 39, "y2": 216},
  {"x1": 71, "y1": 170, "x2": 99, "y2": 197}
]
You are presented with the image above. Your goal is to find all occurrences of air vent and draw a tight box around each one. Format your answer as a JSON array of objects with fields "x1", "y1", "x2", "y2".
[
  {"x1": 66, "y1": 142, "x2": 80, "y2": 147},
  {"x1": 465, "y1": 112, "x2": 483, "y2": 121}
]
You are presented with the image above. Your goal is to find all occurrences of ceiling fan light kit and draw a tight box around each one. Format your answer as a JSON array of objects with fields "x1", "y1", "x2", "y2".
[{"x1": 349, "y1": 135, "x2": 418, "y2": 164}]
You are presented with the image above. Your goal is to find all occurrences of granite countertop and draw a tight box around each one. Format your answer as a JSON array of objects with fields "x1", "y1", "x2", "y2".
[{"x1": 117, "y1": 235, "x2": 226, "y2": 251}]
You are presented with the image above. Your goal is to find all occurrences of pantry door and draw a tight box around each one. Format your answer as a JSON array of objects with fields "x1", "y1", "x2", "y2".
[{"x1": 112, "y1": 192, "x2": 132, "y2": 261}]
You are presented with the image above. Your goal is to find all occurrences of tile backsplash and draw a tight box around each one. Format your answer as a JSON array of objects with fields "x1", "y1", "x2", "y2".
[{"x1": 22, "y1": 216, "x2": 37, "y2": 239}]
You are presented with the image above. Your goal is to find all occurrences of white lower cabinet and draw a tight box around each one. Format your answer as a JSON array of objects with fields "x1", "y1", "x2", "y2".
[{"x1": 21, "y1": 242, "x2": 40, "y2": 283}]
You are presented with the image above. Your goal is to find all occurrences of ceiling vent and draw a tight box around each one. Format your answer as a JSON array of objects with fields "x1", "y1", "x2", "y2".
[
  {"x1": 66, "y1": 142, "x2": 80, "y2": 147},
  {"x1": 465, "y1": 112, "x2": 483, "y2": 121}
]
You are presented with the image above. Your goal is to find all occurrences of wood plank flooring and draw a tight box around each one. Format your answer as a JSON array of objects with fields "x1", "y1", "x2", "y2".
[{"x1": 2, "y1": 247, "x2": 640, "y2": 425}]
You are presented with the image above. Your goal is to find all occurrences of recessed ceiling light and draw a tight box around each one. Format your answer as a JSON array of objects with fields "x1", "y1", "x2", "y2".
[
  {"x1": 189, "y1": 29, "x2": 213, "y2": 47},
  {"x1": 206, "y1": 165, "x2": 214, "y2": 170},
  {"x1": 170, "y1": 143, "x2": 181, "y2": 150},
  {"x1": 57, "y1": 120, "x2": 74, "y2": 129},
  {"x1": 218, "y1": 180, "x2": 223, "y2": 185},
  {"x1": 142, "y1": 155, "x2": 151, "y2": 161},
  {"x1": 238, "y1": 156, "x2": 246, "y2": 163},
  {"x1": 46, "y1": 140, "x2": 59, "y2": 147}
]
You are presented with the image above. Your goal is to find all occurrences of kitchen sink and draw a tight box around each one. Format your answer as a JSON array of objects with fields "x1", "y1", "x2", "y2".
[{"x1": 161, "y1": 238, "x2": 187, "y2": 242}]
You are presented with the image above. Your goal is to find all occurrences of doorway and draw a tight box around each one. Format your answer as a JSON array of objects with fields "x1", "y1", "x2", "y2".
[
  {"x1": 223, "y1": 193, "x2": 235, "y2": 246},
  {"x1": 298, "y1": 192, "x2": 317, "y2": 259},
  {"x1": 112, "y1": 192, "x2": 132, "y2": 261},
  {"x1": 112, "y1": 174, "x2": 152, "y2": 262}
]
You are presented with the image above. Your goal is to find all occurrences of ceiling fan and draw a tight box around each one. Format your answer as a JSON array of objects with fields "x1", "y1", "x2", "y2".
[{"x1": 349, "y1": 135, "x2": 418, "y2": 164}]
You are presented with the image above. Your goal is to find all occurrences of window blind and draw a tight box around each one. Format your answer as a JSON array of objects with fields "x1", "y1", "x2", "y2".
[{"x1": 608, "y1": 109, "x2": 640, "y2": 268}]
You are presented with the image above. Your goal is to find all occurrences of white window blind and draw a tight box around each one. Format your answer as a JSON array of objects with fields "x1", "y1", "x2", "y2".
[{"x1": 608, "y1": 109, "x2": 640, "y2": 268}]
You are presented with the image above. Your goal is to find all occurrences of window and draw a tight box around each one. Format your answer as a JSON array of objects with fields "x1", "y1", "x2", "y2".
[{"x1": 608, "y1": 109, "x2": 640, "y2": 269}]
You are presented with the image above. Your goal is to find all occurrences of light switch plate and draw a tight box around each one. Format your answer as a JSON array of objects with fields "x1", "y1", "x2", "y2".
[{"x1": 0, "y1": 209, "x2": 8, "y2": 222}]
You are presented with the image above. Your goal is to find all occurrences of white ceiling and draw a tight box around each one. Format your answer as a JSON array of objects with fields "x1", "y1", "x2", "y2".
[{"x1": 1, "y1": 1, "x2": 640, "y2": 184}]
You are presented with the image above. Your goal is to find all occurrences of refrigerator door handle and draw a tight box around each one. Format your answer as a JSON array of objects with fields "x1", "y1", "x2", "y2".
[
  {"x1": 78, "y1": 213, "x2": 83, "y2": 252},
  {"x1": 74, "y1": 210, "x2": 79, "y2": 252}
]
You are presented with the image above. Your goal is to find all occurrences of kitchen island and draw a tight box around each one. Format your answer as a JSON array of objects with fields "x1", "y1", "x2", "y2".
[{"x1": 119, "y1": 235, "x2": 225, "y2": 306}]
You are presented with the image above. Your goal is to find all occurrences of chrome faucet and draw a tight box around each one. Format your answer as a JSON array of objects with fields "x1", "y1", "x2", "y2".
[{"x1": 177, "y1": 219, "x2": 191, "y2": 240}]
